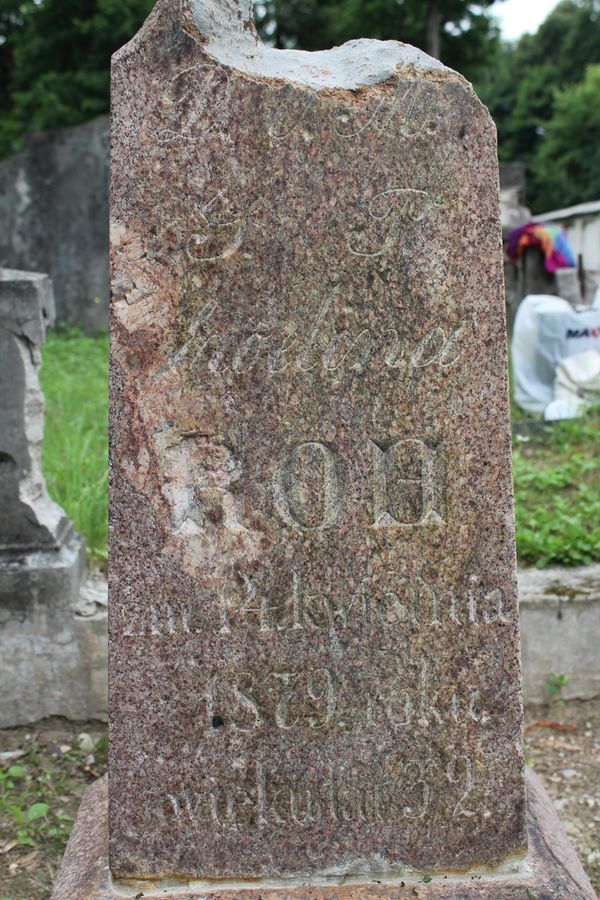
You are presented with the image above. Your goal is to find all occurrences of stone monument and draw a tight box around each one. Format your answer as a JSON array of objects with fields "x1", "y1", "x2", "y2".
[
  {"x1": 0, "y1": 117, "x2": 110, "y2": 333},
  {"x1": 0, "y1": 269, "x2": 93, "y2": 725},
  {"x1": 53, "y1": 0, "x2": 595, "y2": 896}
]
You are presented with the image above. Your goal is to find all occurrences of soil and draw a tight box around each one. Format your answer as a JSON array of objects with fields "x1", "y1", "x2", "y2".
[
  {"x1": 0, "y1": 701, "x2": 598, "y2": 899},
  {"x1": 524, "y1": 697, "x2": 600, "y2": 895}
]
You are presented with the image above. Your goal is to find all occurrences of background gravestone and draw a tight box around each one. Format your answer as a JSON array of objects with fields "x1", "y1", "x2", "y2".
[
  {"x1": 0, "y1": 118, "x2": 109, "y2": 333},
  {"x1": 52, "y1": 1, "x2": 595, "y2": 897},
  {"x1": 0, "y1": 269, "x2": 102, "y2": 727},
  {"x1": 0, "y1": 270, "x2": 67, "y2": 552}
]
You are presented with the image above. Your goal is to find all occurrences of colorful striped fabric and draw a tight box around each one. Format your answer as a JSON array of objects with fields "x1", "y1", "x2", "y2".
[{"x1": 507, "y1": 222, "x2": 576, "y2": 273}]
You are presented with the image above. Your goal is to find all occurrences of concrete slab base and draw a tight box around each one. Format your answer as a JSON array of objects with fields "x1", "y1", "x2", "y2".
[
  {"x1": 51, "y1": 770, "x2": 595, "y2": 899},
  {"x1": 0, "y1": 536, "x2": 107, "y2": 726},
  {"x1": 519, "y1": 563, "x2": 600, "y2": 703}
]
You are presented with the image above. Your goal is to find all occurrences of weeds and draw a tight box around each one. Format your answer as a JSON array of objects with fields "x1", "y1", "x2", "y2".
[
  {"x1": 40, "y1": 329, "x2": 108, "y2": 568},
  {"x1": 513, "y1": 408, "x2": 600, "y2": 567},
  {"x1": 0, "y1": 751, "x2": 76, "y2": 853},
  {"x1": 0, "y1": 724, "x2": 108, "y2": 898},
  {"x1": 546, "y1": 672, "x2": 569, "y2": 704}
]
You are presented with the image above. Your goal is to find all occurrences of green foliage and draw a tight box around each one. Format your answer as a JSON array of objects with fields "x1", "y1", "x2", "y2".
[
  {"x1": 513, "y1": 409, "x2": 600, "y2": 567},
  {"x1": 40, "y1": 329, "x2": 108, "y2": 568},
  {"x1": 477, "y1": 0, "x2": 600, "y2": 211},
  {"x1": 0, "y1": 754, "x2": 73, "y2": 850},
  {"x1": 0, "y1": 0, "x2": 155, "y2": 158},
  {"x1": 256, "y1": 0, "x2": 502, "y2": 82},
  {"x1": 534, "y1": 65, "x2": 600, "y2": 210},
  {"x1": 546, "y1": 672, "x2": 569, "y2": 703}
]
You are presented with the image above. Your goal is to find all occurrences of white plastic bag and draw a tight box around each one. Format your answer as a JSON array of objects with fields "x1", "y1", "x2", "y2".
[
  {"x1": 512, "y1": 290, "x2": 600, "y2": 415},
  {"x1": 545, "y1": 350, "x2": 600, "y2": 420}
]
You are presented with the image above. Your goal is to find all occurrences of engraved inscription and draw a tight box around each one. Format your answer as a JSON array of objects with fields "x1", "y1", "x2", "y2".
[
  {"x1": 348, "y1": 188, "x2": 439, "y2": 258},
  {"x1": 204, "y1": 668, "x2": 338, "y2": 733},
  {"x1": 170, "y1": 284, "x2": 468, "y2": 380},
  {"x1": 370, "y1": 438, "x2": 444, "y2": 527},
  {"x1": 165, "y1": 754, "x2": 476, "y2": 829},
  {"x1": 272, "y1": 442, "x2": 344, "y2": 531},
  {"x1": 221, "y1": 571, "x2": 513, "y2": 633},
  {"x1": 200, "y1": 663, "x2": 488, "y2": 734},
  {"x1": 334, "y1": 80, "x2": 437, "y2": 141},
  {"x1": 186, "y1": 194, "x2": 245, "y2": 263},
  {"x1": 154, "y1": 65, "x2": 231, "y2": 145},
  {"x1": 272, "y1": 437, "x2": 444, "y2": 531},
  {"x1": 121, "y1": 572, "x2": 513, "y2": 637},
  {"x1": 123, "y1": 603, "x2": 193, "y2": 637}
]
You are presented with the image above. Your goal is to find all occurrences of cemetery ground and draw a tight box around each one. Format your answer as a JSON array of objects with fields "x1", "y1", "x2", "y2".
[{"x1": 0, "y1": 331, "x2": 598, "y2": 898}]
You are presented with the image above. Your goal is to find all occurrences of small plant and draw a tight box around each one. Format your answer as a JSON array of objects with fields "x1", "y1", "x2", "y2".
[
  {"x1": 0, "y1": 759, "x2": 74, "y2": 851},
  {"x1": 546, "y1": 672, "x2": 569, "y2": 704}
]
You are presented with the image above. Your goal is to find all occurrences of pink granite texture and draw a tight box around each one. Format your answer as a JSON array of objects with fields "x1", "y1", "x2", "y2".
[
  {"x1": 51, "y1": 771, "x2": 596, "y2": 898},
  {"x1": 109, "y1": 0, "x2": 526, "y2": 882}
]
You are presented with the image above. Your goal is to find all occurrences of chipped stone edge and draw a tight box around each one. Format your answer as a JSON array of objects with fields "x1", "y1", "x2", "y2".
[
  {"x1": 111, "y1": 0, "x2": 489, "y2": 106},
  {"x1": 111, "y1": 855, "x2": 533, "y2": 897}
]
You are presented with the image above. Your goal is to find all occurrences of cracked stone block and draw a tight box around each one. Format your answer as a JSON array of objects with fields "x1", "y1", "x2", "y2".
[
  {"x1": 0, "y1": 268, "x2": 71, "y2": 552},
  {"x1": 0, "y1": 268, "x2": 90, "y2": 726}
]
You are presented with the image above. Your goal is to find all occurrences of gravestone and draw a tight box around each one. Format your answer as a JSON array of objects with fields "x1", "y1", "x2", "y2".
[
  {"x1": 0, "y1": 269, "x2": 66, "y2": 552},
  {"x1": 0, "y1": 269, "x2": 91, "y2": 726},
  {"x1": 53, "y1": 0, "x2": 595, "y2": 896},
  {"x1": 0, "y1": 117, "x2": 110, "y2": 333}
]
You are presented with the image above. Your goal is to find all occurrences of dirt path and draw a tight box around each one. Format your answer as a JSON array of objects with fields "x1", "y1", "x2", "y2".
[{"x1": 0, "y1": 702, "x2": 598, "y2": 899}]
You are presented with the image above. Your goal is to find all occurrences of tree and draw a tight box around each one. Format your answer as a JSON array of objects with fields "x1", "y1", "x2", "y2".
[
  {"x1": 426, "y1": 0, "x2": 442, "y2": 59},
  {"x1": 255, "y1": 0, "x2": 503, "y2": 82},
  {"x1": 477, "y1": 0, "x2": 600, "y2": 205},
  {"x1": 532, "y1": 64, "x2": 600, "y2": 211},
  {"x1": 0, "y1": 0, "x2": 155, "y2": 158}
]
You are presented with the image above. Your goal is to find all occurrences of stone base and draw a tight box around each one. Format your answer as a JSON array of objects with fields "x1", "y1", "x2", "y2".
[
  {"x1": 52, "y1": 769, "x2": 595, "y2": 899},
  {"x1": 0, "y1": 534, "x2": 105, "y2": 726},
  {"x1": 519, "y1": 563, "x2": 600, "y2": 702}
]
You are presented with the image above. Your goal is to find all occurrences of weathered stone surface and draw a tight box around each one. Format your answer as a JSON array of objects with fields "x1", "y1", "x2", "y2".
[
  {"x1": 0, "y1": 534, "x2": 90, "y2": 727},
  {"x1": 0, "y1": 117, "x2": 109, "y2": 333},
  {"x1": 110, "y1": 0, "x2": 524, "y2": 881},
  {"x1": 50, "y1": 770, "x2": 597, "y2": 899},
  {"x1": 0, "y1": 269, "x2": 69, "y2": 551}
]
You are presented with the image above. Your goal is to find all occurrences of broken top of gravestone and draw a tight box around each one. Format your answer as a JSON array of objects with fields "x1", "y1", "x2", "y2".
[
  {"x1": 108, "y1": 0, "x2": 529, "y2": 887},
  {"x1": 0, "y1": 269, "x2": 72, "y2": 553}
]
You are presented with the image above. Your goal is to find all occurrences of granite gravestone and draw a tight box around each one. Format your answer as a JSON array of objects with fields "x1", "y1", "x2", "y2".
[
  {"x1": 109, "y1": 0, "x2": 524, "y2": 877},
  {"x1": 52, "y1": 0, "x2": 595, "y2": 896}
]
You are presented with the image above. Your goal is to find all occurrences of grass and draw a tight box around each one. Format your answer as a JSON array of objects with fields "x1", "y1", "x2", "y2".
[
  {"x1": 513, "y1": 408, "x2": 600, "y2": 567},
  {"x1": 40, "y1": 329, "x2": 108, "y2": 569},
  {"x1": 38, "y1": 330, "x2": 599, "y2": 570}
]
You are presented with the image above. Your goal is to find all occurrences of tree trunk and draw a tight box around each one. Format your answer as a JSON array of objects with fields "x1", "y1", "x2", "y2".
[{"x1": 426, "y1": 0, "x2": 442, "y2": 60}]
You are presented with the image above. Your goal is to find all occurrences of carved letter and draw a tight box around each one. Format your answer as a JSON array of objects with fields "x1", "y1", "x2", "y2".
[
  {"x1": 273, "y1": 442, "x2": 344, "y2": 530},
  {"x1": 369, "y1": 438, "x2": 444, "y2": 527}
]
